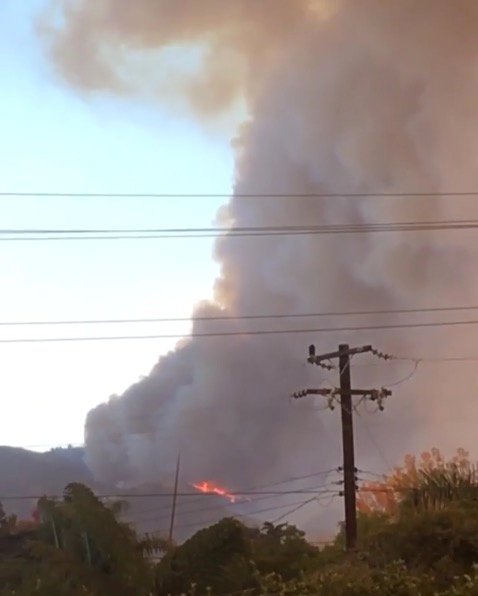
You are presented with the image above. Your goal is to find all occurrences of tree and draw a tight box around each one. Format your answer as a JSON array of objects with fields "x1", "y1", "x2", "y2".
[
  {"x1": 357, "y1": 448, "x2": 478, "y2": 515},
  {"x1": 155, "y1": 518, "x2": 319, "y2": 595},
  {"x1": 43, "y1": 483, "x2": 152, "y2": 593},
  {"x1": 347, "y1": 450, "x2": 478, "y2": 589},
  {"x1": 249, "y1": 521, "x2": 318, "y2": 581},
  {"x1": 0, "y1": 483, "x2": 154, "y2": 595},
  {"x1": 156, "y1": 517, "x2": 254, "y2": 595}
]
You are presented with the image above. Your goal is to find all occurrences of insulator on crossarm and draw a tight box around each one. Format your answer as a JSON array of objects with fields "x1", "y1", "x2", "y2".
[
  {"x1": 377, "y1": 387, "x2": 391, "y2": 410},
  {"x1": 292, "y1": 389, "x2": 308, "y2": 399},
  {"x1": 371, "y1": 348, "x2": 393, "y2": 360},
  {"x1": 307, "y1": 344, "x2": 316, "y2": 363}
]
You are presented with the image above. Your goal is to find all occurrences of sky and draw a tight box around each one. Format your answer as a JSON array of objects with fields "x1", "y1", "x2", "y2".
[{"x1": 0, "y1": 1, "x2": 234, "y2": 449}]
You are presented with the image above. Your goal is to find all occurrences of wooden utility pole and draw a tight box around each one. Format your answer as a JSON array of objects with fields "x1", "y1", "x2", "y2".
[
  {"x1": 168, "y1": 453, "x2": 181, "y2": 543},
  {"x1": 338, "y1": 344, "x2": 357, "y2": 550},
  {"x1": 293, "y1": 343, "x2": 391, "y2": 551}
]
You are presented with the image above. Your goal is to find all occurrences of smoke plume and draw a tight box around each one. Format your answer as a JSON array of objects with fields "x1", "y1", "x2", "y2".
[{"x1": 44, "y1": 1, "x2": 478, "y2": 503}]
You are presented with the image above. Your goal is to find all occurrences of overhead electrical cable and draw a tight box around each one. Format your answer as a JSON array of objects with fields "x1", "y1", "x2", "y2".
[
  {"x1": 270, "y1": 495, "x2": 334, "y2": 524},
  {"x1": 3, "y1": 191, "x2": 478, "y2": 198},
  {"x1": 354, "y1": 411, "x2": 394, "y2": 473},
  {"x1": 3, "y1": 304, "x2": 478, "y2": 327},
  {"x1": 2, "y1": 219, "x2": 478, "y2": 234},
  {"x1": 162, "y1": 493, "x2": 341, "y2": 533},
  {"x1": 2, "y1": 219, "x2": 478, "y2": 240},
  {"x1": 133, "y1": 471, "x2": 340, "y2": 521},
  {"x1": 5, "y1": 318, "x2": 478, "y2": 343},
  {"x1": 0, "y1": 488, "x2": 337, "y2": 501},
  {"x1": 136, "y1": 482, "x2": 337, "y2": 525}
]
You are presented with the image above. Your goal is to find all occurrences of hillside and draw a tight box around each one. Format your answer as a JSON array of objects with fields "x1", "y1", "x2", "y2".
[
  {"x1": 0, "y1": 446, "x2": 95, "y2": 518},
  {"x1": 0, "y1": 447, "x2": 234, "y2": 539}
]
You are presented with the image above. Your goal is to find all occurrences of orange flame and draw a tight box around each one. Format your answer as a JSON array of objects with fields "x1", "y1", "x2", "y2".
[{"x1": 192, "y1": 480, "x2": 237, "y2": 503}]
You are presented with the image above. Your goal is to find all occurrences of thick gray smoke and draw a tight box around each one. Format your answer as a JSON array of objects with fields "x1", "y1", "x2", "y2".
[{"x1": 44, "y1": 1, "x2": 478, "y2": 499}]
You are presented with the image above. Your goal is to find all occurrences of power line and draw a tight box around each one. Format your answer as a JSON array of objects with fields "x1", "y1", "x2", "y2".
[
  {"x1": 3, "y1": 191, "x2": 478, "y2": 198},
  {"x1": 414, "y1": 356, "x2": 478, "y2": 362},
  {"x1": 2, "y1": 219, "x2": 478, "y2": 235},
  {"x1": 358, "y1": 486, "x2": 425, "y2": 494},
  {"x1": 161, "y1": 493, "x2": 340, "y2": 533},
  {"x1": 133, "y1": 471, "x2": 339, "y2": 522},
  {"x1": 3, "y1": 220, "x2": 478, "y2": 241},
  {"x1": 270, "y1": 494, "x2": 337, "y2": 525},
  {"x1": 354, "y1": 411, "x2": 394, "y2": 473},
  {"x1": 6, "y1": 219, "x2": 478, "y2": 233},
  {"x1": 357, "y1": 469, "x2": 388, "y2": 480},
  {"x1": 370, "y1": 348, "x2": 478, "y2": 365},
  {"x1": 0, "y1": 489, "x2": 337, "y2": 501},
  {"x1": 4, "y1": 318, "x2": 478, "y2": 343},
  {"x1": 389, "y1": 354, "x2": 478, "y2": 363},
  {"x1": 136, "y1": 482, "x2": 337, "y2": 526},
  {"x1": 0, "y1": 465, "x2": 339, "y2": 530},
  {"x1": 3, "y1": 304, "x2": 478, "y2": 327},
  {"x1": 385, "y1": 360, "x2": 420, "y2": 388}
]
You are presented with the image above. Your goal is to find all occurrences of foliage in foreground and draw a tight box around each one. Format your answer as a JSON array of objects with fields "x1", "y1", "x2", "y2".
[
  {"x1": 0, "y1": 482, "x2": 156, "y2": 595},
  {"x1": 2, "y1": 449, "x2": 478, "y2": 594},
  {"x1": 155, "y1": 518, "x2": 317, "y2": 594}
]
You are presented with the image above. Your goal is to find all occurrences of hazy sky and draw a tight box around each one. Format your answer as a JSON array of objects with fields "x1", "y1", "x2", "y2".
[{"x1": 0, "y1": 1, "x2": 233, "y2": 449}]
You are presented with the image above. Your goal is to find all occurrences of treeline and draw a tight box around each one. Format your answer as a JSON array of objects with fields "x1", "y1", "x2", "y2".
[{"x1": 2, "y1": 449, "x2": 478, "y2": 595}]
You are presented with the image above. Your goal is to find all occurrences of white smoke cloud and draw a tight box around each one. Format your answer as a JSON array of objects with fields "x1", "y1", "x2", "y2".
[{"x1": 43, "y1": 0, "x2": 478, "y2": 509}]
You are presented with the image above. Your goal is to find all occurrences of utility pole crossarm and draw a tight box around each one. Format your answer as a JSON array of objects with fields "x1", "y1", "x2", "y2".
[
  {"x1": 308, "y1": 344, "x2": 372, "y2": 365},
  {"x1": 292, "y1": 388, "x2": 332, "y2": 398},
  {"x1": 292, "y1": 388, "x2": 392, "y2": 399}
]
